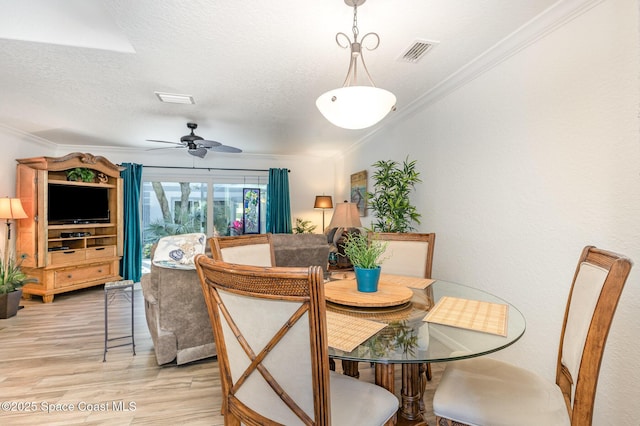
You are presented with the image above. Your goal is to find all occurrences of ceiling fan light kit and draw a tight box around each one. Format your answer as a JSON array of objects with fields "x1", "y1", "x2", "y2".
[{"x1": 316, "y1": 0, "x2": 396, "y2": 130}]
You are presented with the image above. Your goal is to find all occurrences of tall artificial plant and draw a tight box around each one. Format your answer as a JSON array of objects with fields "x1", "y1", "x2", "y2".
[{"x1": 367, "y1": 157, "x2": 422, "y2": 233}]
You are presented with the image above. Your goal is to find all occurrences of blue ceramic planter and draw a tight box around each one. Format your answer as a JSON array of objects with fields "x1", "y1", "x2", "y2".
[{"x1": 354, "y1": 266, "x2": 381, "y2": 293}]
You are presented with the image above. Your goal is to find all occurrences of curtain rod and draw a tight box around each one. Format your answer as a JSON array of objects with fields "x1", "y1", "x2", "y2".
[{"x1": 129, "y1": 165, "x2": 290, "y2": 172}]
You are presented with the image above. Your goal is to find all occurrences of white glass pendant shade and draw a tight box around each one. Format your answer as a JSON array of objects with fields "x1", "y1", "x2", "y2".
[{"x1": 316, "y1": 86, "x2": 396, "y2": 130}]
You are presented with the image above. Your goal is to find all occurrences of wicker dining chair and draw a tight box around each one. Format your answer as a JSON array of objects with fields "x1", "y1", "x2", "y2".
[
  {"x1": 195, "y1": 256, "x2": 399, "y2": 425},
  {"x1": 208, "y1": 233, "x2": 275, "y2": 267},
  {"x1": 433, "y1": 246, "x2": 632, "y2": 426}
]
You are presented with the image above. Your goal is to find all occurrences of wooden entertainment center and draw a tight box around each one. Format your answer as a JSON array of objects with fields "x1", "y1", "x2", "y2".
[{"x1": 15, "y1": 153, "x2": 124, "y2": 303}]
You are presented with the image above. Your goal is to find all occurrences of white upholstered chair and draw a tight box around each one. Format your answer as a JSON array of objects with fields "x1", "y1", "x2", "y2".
[
  {"x1": 208, "y1": 233, "x2": 275, "y2": 267},
  {"x1": 195, "y1": 256, "x2": 399, "y2": 425},
  {"x1": 433, "y1": 246, "x2": 632, "y2": 426},
  {"x1": 375, "y1": 232, "x2": 435, "y2": 279}
]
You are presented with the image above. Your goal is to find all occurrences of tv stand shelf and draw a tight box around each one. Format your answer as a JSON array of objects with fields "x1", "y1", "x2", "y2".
[
  {"x1": 49, "y1": 178, "x2": 116, "y2": 189},
  {"x1": 16, "y1": 153, "x2": 125, "y2": 303}
]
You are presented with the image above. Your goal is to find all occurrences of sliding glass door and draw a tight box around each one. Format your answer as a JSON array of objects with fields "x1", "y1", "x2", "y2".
[{"x1": 141, "y1": 171, "x2": 267, "y2": 265}]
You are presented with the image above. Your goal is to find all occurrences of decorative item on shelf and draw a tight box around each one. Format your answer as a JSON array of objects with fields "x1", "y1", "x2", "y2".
[
  {"x1": 66, "y1": 167, "x2": 96, "y2": 183},
  {"x1": 0, "y1": 254, "x2": 36, "y2": 318},
  {"x1": 293, "y1": 218, "x2": 317, "y2": 234},
  {"x1": 340, "y1": 231, "x2": 387, "y2": 292},
  {"x1": 315, "y1": 0, "x2": 396, "y2": 130},
  {"x1": 367, "y1": 157, "x2": 422, "y2": 232},
  {"x1": 313, "y1": 195, "x2": 333, "y2": 231},
  {"x1": 96, "y1": 172, "x2": 108, "y2": 184},
  {"x1": 328, "y1": 200, "x2": 363, "y2": 269}
]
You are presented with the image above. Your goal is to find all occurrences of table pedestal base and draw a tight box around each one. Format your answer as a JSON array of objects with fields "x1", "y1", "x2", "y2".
[{"x1": 375, "y1": 363, "x2": 429, "y2": 426}]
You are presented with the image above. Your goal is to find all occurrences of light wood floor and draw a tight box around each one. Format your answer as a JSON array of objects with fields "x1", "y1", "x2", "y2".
[{"x1": 0, "y1": 286, "x2": 443, "y2": 425}]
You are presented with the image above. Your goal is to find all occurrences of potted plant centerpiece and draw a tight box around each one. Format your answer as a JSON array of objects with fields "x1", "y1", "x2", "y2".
[
  {"x1": 341, "y1": 231, "x2": 388, "y2": 292},
  {"x1": 0, "y1": 254, "x2": 36, "y2": 319}
]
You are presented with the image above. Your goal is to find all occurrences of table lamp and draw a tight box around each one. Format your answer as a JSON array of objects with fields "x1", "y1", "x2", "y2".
[
  {"x1": 327, "y1": 200, "x2": 362, "y2": 230},
  {"x1": 313, "y1": 195, "x2": 333, "y2": 232},
  {"x1": 0, "y1": 197, "x2": 28, "y2": 265}
]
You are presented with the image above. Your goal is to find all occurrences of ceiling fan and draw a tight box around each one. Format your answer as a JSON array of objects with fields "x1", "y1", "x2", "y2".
[{"x1": 146, "y1": 122, "x2": 242, "y2": 158}]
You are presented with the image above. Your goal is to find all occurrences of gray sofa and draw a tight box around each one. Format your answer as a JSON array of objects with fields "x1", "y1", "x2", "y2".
[{"x1": 141, "y1": 233, "x2": 330, "y2": 365}]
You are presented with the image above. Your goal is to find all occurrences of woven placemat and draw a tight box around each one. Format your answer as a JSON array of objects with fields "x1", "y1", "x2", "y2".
[
  {"x1": 326, "y1": 310, "x2": 386, "y2": 352},
  {"x1": 380, "y1": 273, "x2": 435, "y2": 290},
  {"x1": 423, "y1": 296, "x2": 508, "y2": 336}
]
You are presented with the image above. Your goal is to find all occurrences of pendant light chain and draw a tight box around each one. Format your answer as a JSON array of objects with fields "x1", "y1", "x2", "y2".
[{"x1": 352, "y1": 4, "x2": 359, "y2": 42}]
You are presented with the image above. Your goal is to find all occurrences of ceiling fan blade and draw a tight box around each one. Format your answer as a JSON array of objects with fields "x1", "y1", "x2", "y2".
[
  {"x1": 188, "y1": 147, "x2": 208, "y2": 158},
  {"x1": 209, "y1": 145, "x2": 242, "y2": 153},
  {"x1": 197, "y1": 139, "x2": 222, "y2": 148},
  {"x1": 146, "y1": 145, "x2": 184, "y2": 152},
  {"x1": 146, "y1": 139, "x2": 184, "y2": 146}
]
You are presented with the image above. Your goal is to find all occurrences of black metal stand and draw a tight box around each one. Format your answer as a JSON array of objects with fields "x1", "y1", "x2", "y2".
[{"x1": 103, "y1": 280, "x2": 136, "y2": 362}]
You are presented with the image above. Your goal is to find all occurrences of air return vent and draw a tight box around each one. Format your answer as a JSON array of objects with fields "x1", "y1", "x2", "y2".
[{"x1": 398, "y1": 39, "x2": 439, "y2": 64}]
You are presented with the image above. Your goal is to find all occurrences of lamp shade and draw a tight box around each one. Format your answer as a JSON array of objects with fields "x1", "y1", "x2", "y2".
[
  {"x1": 0, "y1": 198, "x2": 27, "y2": 220},
  {"x1": 316, "y1": 86, "x2": 396, "y2": 130},
  {"x1": 314, "y1": 195, "x2": 333, "y2": 209},
  {"x1": 328, "y1": 201, "x2": 362, "y2": 229}
]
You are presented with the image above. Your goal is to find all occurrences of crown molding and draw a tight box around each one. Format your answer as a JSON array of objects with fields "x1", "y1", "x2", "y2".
[{"x1": 0, "y1": 123, "x2": 57, "y2": 149}]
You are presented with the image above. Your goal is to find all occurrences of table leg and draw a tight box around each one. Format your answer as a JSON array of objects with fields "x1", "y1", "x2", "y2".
[
  {"x1": 375, "y1": 364, "x2": 397, "y2": 425},
  {"x1": 400, "y1": 363, "x2": 426, "y2": 424},
  {"x1": 374, "y1": 363, "x2": 428, "y2": 426}
]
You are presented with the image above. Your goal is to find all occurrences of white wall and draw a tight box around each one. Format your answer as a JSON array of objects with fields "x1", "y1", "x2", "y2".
[
  {"x1": 0, "y1": 127, "x2": 57, "y2": 255},
  {"x1": 340, "y1": 0, "x2": 639, "y2": 423}
]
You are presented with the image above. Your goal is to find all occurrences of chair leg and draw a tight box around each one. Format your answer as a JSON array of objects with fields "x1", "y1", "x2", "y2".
[{"x1": 341, "y1": 360, "x2": 360, "y2": 378}]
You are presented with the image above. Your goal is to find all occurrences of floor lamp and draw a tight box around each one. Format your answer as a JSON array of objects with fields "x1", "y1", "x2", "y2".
[
  {"x1": 314, "y1": 195, "x2": 333, "y2": 232},
  {"x1": 0, "y1": 197, "x2": 27, "y2": 266}
]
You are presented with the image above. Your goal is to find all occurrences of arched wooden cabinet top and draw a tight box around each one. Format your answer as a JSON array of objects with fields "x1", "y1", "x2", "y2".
[{"x1": 17, "y1": 152, "x2": 125, "y2": 178}]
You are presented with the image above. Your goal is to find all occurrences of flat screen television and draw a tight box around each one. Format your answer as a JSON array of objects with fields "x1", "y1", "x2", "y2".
[{"x1": 48, "y1": 184, "x2": 110, "y2": 224}]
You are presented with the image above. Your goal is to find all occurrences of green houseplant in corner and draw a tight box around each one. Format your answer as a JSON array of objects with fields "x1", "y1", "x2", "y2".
[
  {"x1": 367, "y1": 157, "x2": 422, "y2": 233},
  {"x1": 0, "y1": 254, "x2": 36, "y2": 319},
  {"x1": 341, "y1": 231, "x2": 388, "y2": 292}
]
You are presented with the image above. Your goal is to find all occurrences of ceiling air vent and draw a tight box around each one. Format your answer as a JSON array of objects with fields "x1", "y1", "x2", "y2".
[
  {"x1": 154, "y1": 92, "x2": 195, "y2": 104},
  {"x1": 398, "y1": 39, "x2": 439, "y2": 64}
]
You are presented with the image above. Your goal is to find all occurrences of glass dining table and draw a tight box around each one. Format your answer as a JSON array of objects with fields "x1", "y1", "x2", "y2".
[{"x1": 326, "y1": 277, "x2": 526, "y2": 425}]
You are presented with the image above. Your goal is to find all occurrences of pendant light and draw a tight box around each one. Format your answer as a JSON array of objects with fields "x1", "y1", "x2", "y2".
[{"x1": 316, "y1": 0, "x2": 396, "y2": 130}]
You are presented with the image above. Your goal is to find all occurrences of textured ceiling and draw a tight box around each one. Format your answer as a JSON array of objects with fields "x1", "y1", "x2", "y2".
[{"x1": 0, "y1": 0, "x2": 560, "y2": 158}]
